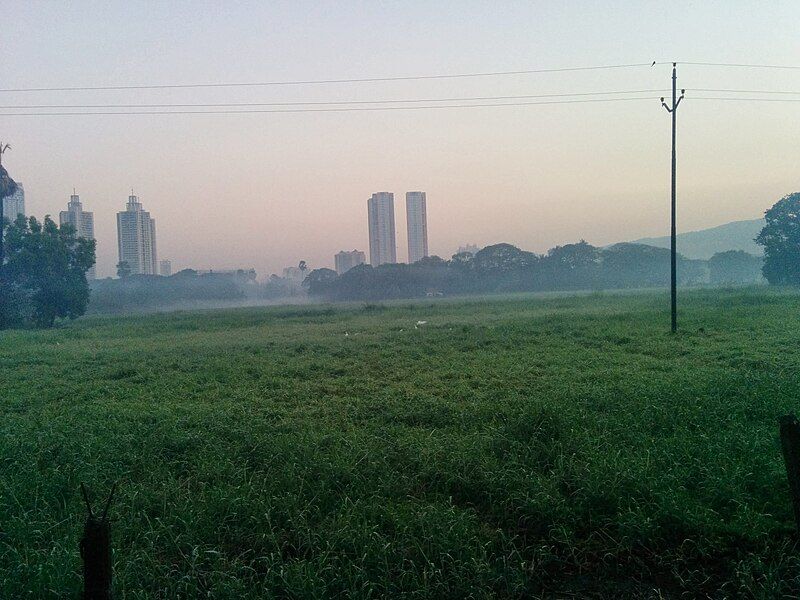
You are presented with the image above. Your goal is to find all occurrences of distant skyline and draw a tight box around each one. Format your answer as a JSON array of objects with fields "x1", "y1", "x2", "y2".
[{"x1": 2, "y1": 1, "x2": 799, "y2": 277}]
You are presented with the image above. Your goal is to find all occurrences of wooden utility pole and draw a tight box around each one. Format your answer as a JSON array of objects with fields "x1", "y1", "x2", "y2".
[{"x1": 661, "y1": 65, "x2": 684, "y2": 333}]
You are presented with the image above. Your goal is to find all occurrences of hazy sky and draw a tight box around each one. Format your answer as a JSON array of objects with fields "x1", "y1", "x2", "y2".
[{"x1": 2, "y1": 1, "x2": 799, "y2": 278}]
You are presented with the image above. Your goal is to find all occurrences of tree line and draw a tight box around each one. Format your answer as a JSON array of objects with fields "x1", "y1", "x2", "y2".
[{"x1": 302, "y1": 241, "x2": 764, "y2": 302}]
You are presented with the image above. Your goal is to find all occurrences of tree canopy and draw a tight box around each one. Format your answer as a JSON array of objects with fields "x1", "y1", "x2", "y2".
[
  {"x1": 708, "y1": 250, "x2": 763, "y2": 286},
  {"x1": 756, "y1": 192, "x2": 800, "y2": 285},
  {"x1": 116, "y1": 260, "x2": 132, "y2": 279},
  {"x1": 1, "y1": 215, "x2": 95, "y2": 328},
  {"x1": 0, "y1": 164, "x2": 17, "y2": 206}
]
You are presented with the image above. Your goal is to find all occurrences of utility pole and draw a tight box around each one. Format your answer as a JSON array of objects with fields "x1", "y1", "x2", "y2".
[{"x1": 661, "y1": 64, "x2": 684, "y2": 333}]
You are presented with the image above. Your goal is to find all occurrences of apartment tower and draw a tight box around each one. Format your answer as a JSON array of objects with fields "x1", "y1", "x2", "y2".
[
  {"x1": 335, "y1": 249, "x2": 366, "y2": 275},
  {"x1": 116, "y1": 193, "x2": 157, "y2": 275},
  {"x1": 406, "y1": 191, "x2": 428, "y2": 263},
  {"x1": 2, "y1": 182, "x2": 25, "y2": 221},
  {"x1": 59, "y1": 191, "x2": 96, "y2": 278},
  {"x1": 367, "y1": 192, "x2": 396, "y2": 266}
]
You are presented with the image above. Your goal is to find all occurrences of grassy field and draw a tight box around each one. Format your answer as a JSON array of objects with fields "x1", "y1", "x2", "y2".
[{"x1": 2, "y1": 288, "x2": 800, "y2": 598}]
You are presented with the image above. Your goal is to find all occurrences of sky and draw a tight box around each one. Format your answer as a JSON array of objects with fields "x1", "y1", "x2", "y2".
[{"x1": 2, "y1": 1, "x2": 799, "y2": 278}]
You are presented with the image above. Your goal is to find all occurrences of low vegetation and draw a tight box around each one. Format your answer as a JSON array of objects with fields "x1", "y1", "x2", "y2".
[
  {"x1": 88, "y1": 269, "x2": 254, "y2": 314},
  {"x1": 2, "y1": 288, "x2": 800, "y2": 597}
]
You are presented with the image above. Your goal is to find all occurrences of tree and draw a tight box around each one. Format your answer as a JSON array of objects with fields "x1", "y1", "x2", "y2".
[
  {"x1": 756, "y1": 192, "x2": 800, "y2": 285},
  {"x1": 600, "y1": 243, "x2": 672, "y2": 288},
  {"x1": 472, "y1": 244, "x2": 537, "y2": 292},
  {"x1": 261, "y1": 274, "x2": 302, "y2": 300},
  {"x1": 416, "y1": 255, "x2": 447, "y2": 268},
  {"x1": 708, "y1": 250, "x2": 763, "y2": 286},
  {"x1": 447, "y1": 252, "x2": 476, "y2": 293},
  {"x1": 473, "y1": 243, "x2": 535, "y2": 273},
  {"x1": 449, "y1": 251, "x2": 474, "y2": 270},
  {"x1": 333, "y1": 263, "x2": 374, "y2": 300},
  {"x1": 116, "y1": 261, "x2": 132, "y2": 279},
  {"x1": 539, "y1": 241, "x2": 599, "y2": 290},
  {"x1": 599, "y1": 243, "x2": 707, "y2": 289},
  {"x1": 2, "y1": 215, "x2": 96, "y2": 328},
  {"x1": 0, "y1": 163, "x2": 21, "y2": 328},
  {"x1": 303, "y1": 268, "x2": 338, "y2": 296}
]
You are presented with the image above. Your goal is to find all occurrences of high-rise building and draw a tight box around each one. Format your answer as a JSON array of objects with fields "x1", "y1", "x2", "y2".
[
  {"x1": 457, "y1": 243, "x2": 480, "y2": 256},
  {"x1": 196, "y1": 268, "x2": 256, "y2": 282},
  {"x1": 335, "y1": 250, "x2": 366, "y2": 275},
  {"x1": 2, "y1": 181, "x2": 25, "y2": 221},
  {"x1": 367, "y1": 192, "x2": 396, "y2": 266},
  {"x1": 59, "y1": 191, "x2": 96, "y2": 279},
  {"x1": 159, "y1": 259, "x2": 172, "y2": 277},
  {"x1": 116, "y1": 193, "x2": 157, "y2": 276},
  {"x1": 406, "y1": 191, "x2": 428, "y2": 263}
]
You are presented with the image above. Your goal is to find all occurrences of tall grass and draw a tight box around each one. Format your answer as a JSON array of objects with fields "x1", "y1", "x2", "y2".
[{"x1": 1, "y1": 287, "x2": 799, "y2": 598}]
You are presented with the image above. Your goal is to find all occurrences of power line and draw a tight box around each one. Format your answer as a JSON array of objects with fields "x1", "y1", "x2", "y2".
[
  {"x1": 679, "y1": 61, "x2": 800, "y2": 70},
  {"x1": 2, "y1": 94, "x2": 798, "y2": 116},
  {"x1": 693, "y1": 88, "x2": 800, "y2": 95},
  {"x1": 6, "y1": 88, "x2": 800, "y2": 110},
  {"x1": 0, "y1": 62, "x2": 656, "y2": 93},
  {"x1": 4, "y1": 61, "x2": 798, "y2": 96},
  {"x1": 690, "y1": 97, "x2": 800, "y2": 102},
  {"x1": 0, "y1": 96, "x2": 658, "y2": 116},
  {"x1": 0, "y1": 89, "x2": 668, "y2": 109}
]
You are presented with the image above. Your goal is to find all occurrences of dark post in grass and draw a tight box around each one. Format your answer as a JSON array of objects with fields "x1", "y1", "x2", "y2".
[
  {"x1": 779, "y1": 415, "x2": 800, "y2": 533},
  {"x1": 660, "y1": 65, "x2": 684, "y2": 333},
  {"x1": 80, "y1": 483, "x2": 116, "y2": 600}
]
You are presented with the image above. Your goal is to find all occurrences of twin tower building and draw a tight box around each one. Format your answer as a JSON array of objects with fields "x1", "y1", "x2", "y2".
[
  {"x1": 56, "y1": 191, "x2": 158, "y2": 278},
  {"x1": 367, "y1": 191, "x2": 428, "y2": 266}
]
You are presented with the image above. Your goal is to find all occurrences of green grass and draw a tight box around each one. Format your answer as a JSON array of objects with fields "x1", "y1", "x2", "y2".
[{"x1": 2, "y1": 287, "x2": 800, "y2": 598}]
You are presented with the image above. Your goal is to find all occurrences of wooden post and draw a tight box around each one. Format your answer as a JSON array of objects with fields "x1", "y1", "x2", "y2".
[
  {"x1": 80, "y1": 483, "x2": 116, "y2": 600},
  {"x1": 779, "y1": 415, "x2": 800, "y2": 533}
]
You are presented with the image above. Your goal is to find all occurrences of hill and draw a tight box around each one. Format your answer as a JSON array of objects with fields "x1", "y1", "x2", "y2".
[{"x1": 631, "y1": 218, "x2": 764, "y2": 259}]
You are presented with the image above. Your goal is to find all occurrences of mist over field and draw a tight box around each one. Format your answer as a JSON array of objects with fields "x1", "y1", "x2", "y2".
[{"x1": 82, "y1": 222, "x2": 767, "y2": 316}]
